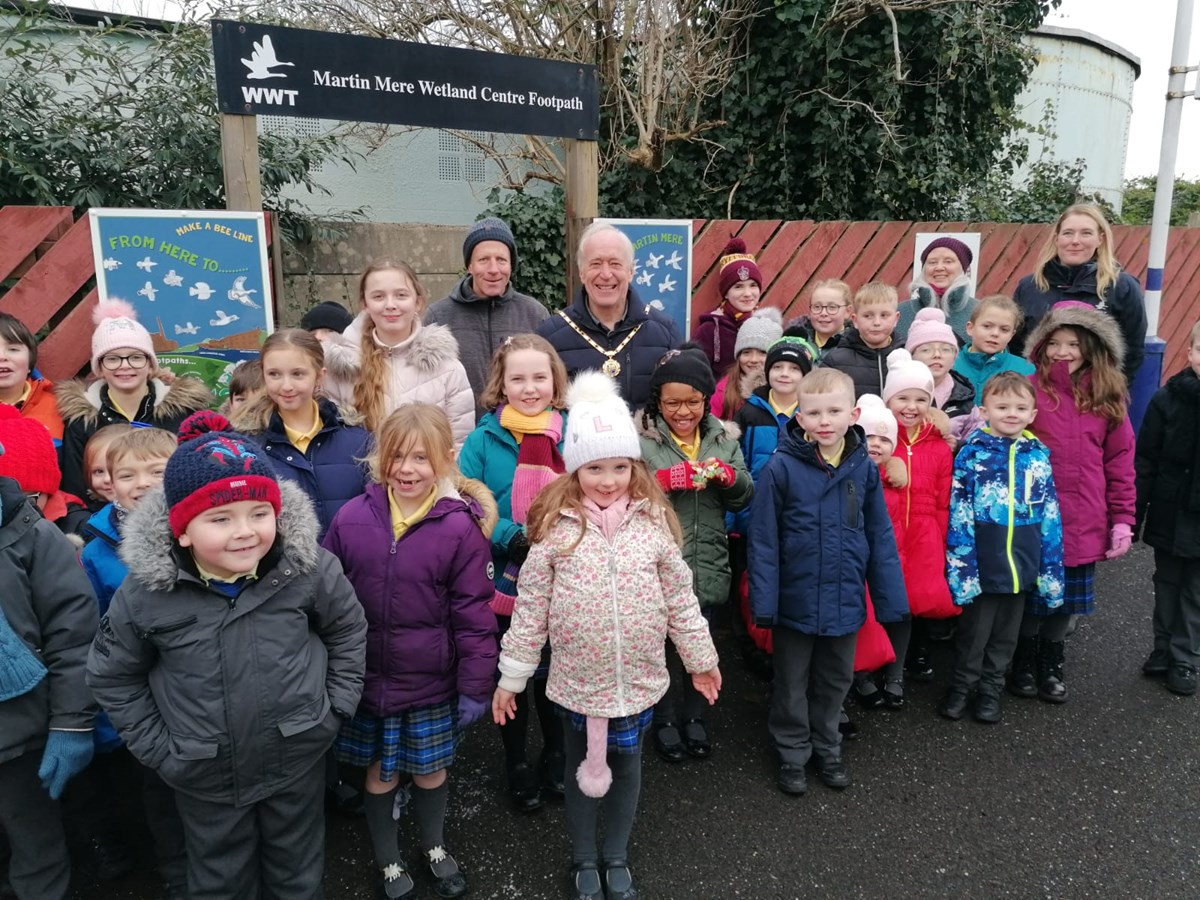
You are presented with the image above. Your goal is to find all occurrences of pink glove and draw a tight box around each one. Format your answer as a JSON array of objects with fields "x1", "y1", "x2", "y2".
[
  {"x1": 656, "y1": 461, "x2": 703, "y2": 492},
  {"x1": 1105, "y1": 523, "x2": 1133, "y2": 560},
  {"x1": 701, "y1": 457, "x2": 737, "y2": 488}
]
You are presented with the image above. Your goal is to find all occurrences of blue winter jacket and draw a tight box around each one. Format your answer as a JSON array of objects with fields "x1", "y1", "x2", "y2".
[
  {"x1": 748, "y1": 424, "x2": 907, "y2": 636},
  {"x1": 946, "y1": 428, "x2": 1065, "y2": 612},
  {"x1": 953, "y1": 347, "x2": 1035, "y2": 405},
  {"x1": 79, "y1": 504, "x2": 126, "y2": 752},
  {"x1": 247, "y1": 399, "x2": 371, "y2": 538},
  {"x1": 537, "y1": 286, "x2": 679, "y2": 409},
  {"x1": 458, "y1": 410, "x2": 567, "y2": 578},
  {"x1": 732, "y1": 387, "x2": 790, "y2": 534}
]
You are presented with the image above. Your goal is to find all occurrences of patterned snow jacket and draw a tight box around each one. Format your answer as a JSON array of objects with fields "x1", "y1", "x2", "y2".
[
  {"x1": 946, "y1": 427, "x2": 1065, "y2": 612},
  {"x1": 499, "y1": 499, "x2": 718, "y2": 718}
]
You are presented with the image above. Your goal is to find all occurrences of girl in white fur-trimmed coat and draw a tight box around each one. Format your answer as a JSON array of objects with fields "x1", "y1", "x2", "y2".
[{"x1": 322, "y1": 260, "x2": 474, "y2": 450}]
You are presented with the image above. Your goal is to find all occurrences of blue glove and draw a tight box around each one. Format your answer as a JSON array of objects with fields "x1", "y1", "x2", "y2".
[
  {"x1": 456, "y1": 696, "x2": 488, "y2": 729},
  {"x1": 38, "y1": 730, "x2": 94, "y2": 800}
]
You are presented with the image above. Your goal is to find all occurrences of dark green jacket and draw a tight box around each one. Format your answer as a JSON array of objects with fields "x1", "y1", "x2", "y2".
[{"x1": 636, "y1": 412, "x2": 753, "y2": 608}]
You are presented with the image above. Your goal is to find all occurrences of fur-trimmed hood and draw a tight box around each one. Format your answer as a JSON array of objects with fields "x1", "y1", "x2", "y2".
[
  {"x1": 1024, "y1": 303, "x2": 1125, "y2": 368},
  {"x1": 322, "y1": 312, "x2": 462, "y2": 385},
  {"x1": 635, "y1": 410, "x2": 742, "y2": 444},
  {"x1": 231, "y1": 395, "x2": 364, "y2": 435},
  {"x1": 450, "y1": 473, "x2": 499, "y2": 540},
  {"x1": 908, "y1": 273, "x2": 974, "y2": 311},
  {"x1": 55, "y1": 375, "x2": 213, "y2": 428},
  {"x1": 118, "y1": 480, "x2": 321, "y2": 592}
]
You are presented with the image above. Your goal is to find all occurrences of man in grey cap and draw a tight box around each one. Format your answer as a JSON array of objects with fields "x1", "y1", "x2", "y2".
[{"x1": 425, "y1": 217, "x2": 549, "y2": 418}]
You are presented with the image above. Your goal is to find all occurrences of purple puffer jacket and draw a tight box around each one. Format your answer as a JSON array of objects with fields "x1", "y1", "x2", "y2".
[
  {"x1": 322, "y1": 477, "x2": 499, "y2": 715},
  {"x1": 1029, "y1": 362, "x2": 1135, "y2": 566}
]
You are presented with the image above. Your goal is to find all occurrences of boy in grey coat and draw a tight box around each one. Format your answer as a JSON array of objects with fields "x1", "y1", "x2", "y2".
[
  {"x1": 87, "y1": 414, "x2": 367, "y2": 900},
  {"x1": 0, "y1": 469, "x2": 98, "y2": 900}
]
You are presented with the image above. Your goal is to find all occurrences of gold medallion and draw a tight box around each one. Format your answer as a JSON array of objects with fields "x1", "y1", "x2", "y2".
[{"x1": 602, "y1": 357, "x2": 621, "y2": 377}]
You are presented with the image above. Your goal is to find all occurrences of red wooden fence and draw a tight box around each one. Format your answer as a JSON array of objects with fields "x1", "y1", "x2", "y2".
[
  {"x1": 3, "y1": 207, "x2": 1199, "y2": 380},
  {"x1": 689, "y1": 219, "x2": 1200, "y2": 379}
]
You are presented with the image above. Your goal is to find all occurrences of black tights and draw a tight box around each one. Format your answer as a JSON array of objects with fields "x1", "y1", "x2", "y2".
[{"x1": 562, "y1": 725, "x2": 642, "y2": 864}]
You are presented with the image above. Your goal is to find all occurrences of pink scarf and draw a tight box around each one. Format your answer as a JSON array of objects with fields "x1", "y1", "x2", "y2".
[{"x1": 582, "y1": 495, "x2": 630, "y2": 541}]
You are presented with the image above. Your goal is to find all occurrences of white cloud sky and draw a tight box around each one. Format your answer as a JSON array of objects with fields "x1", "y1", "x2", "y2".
[{"x1": 64, "y1": 0, "x2": 1200, "y2": 181}]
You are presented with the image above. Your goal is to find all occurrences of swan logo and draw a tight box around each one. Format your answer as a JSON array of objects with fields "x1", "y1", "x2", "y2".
[{"x1": 241, "y1": 35, "x2": 299, "y2": 107}]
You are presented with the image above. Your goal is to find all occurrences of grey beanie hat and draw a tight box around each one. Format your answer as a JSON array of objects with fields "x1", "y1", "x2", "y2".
[
  {"x1": 734, "y1": 307, "x2": 784, "y2": 356},
  {"x1": 464, "y1": 217, "x2": 518, "y2": 270}
]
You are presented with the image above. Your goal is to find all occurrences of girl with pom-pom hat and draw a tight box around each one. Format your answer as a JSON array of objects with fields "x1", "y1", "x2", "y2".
[
  {"x1": 57, "y1": 299, "x2": 212, "y2": 502},
  {"x1": 694, "y1": 237, "x2": 765, "y2": 375},
  {"x1": 493, "y1": 370, "x2": 720, "y2": 900}
]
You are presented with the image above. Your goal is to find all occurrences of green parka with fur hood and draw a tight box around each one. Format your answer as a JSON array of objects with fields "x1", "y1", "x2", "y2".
[{"x1": 637, "y1": 412, "x2": 753, "y2": 608}]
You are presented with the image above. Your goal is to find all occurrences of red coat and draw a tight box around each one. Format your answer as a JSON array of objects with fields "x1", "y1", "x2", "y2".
[
  {"x1": 1029, "y1": 363, "x2": 1135, "y2": 566},
  {"x1": 894, "y1": 422, "x2": 957, "y2": 618}
]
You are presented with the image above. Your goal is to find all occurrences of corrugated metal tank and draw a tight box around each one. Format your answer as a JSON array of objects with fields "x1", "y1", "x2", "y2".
[{"x1": 1014, "y1": 25, "x2": 1140, "y2": 212}]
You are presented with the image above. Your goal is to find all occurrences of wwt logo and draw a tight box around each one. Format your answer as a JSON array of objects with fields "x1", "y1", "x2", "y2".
[{"x1": 240, "y1": 34, "x2": 298, "y2": 106}]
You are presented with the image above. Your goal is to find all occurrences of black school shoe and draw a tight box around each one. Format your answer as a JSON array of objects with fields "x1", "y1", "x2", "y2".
[
  {"x1": 852, "y1": 674, "x2": 884, "y2": 710},
  {"x1": 938, "y1": 688, "x2": 970, "y2": 721},
  {"x1": 652, "y1": 724, "x2": 685, "y2": 763},
  {"x1": 813, "y1": 755, "x2": 851, "y2": 790},
  {"x1": 1142, "y1": 648, "x2": 1170, "y2": 678},
  {"x1": 570, "y1": 863, "x2": 604, "y2": 900},
  {"x1": 973, "y1": 689, "x2": 1002, "y2": 724},
  {"x1": 379, "y1": 862, "x2": 416, "y2": 899},
  {"x1": 681, "y1": 718, "x2": 712, "y2": 759},
  {"x1": 425, "y1": 846, "x2": 467, "y2": 899},
  {"x1": 838, "y1": 707, "x2": 860, "y2": 740},
  {"x1": 1166, "y1": 664, "x2": 1198, "y2": 696},
  {"x1": 508, "y1": 762, "x2": 543, "y2": 813},
  {"x1": 603, "y1": 861, "x2": 638, "y2": 900},
  {"x1": 882, "y1": 677, "x2": 906, "y2": 710},
  {"x1": 776, "y1": 763, "x2": 808, "y2": 795}
]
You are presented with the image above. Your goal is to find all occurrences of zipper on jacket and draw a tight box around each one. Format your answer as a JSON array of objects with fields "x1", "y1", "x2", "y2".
[
  {"x1": 1005, "y1": 440, "x2": 1020, "y2": 592},
  {"x1": 904, "y1": 443, "x2": 914, "y2": 527},
  {"x1": 139, "y1": 615, "x2": 198, "y2": 639},
  {"x1": 845, "y1": 482, "x2": 858, "y2": 528}
]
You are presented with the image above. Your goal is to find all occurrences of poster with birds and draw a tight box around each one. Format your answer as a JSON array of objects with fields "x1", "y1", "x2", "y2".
[{"x1": 597, "y1": 219, "x2": 693, "y2": 339}]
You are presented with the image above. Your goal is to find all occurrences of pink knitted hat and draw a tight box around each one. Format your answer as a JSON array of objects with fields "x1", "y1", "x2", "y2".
[
  {"x1": 91, "y1": 299, "x2": 156, "y2": 376},
  {"x1": 857, "y1": 394, "x2": 897, "y2": 447},
  {"x1": 905, "y1": 308, "x2": 957, "y2": 352},
  {"x1": 883, "y1": 349, "x2": 935, "y2": 403}
]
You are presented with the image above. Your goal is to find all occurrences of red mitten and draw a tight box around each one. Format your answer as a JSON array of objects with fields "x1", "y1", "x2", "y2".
[
  {"x1": 656, "y1": 461, "x2": 703, "y2": 492},
  {"x1": 702, "y1": 457, "x2": 737, "y2": 488}
]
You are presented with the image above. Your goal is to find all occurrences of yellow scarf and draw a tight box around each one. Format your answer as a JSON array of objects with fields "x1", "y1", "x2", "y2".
[
  {"x1": 498, "y1": 405, "x2": 553, "y2": 446},
  {"x1": 389, "y1": 485, "x2": 437, "y2": 540}
]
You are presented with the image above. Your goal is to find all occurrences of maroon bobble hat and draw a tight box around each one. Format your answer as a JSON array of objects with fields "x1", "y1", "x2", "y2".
[
  {"x1": 717, "y1": 237, "x2": 763, "y2": 297},
  {"x1": 164, "y1": 411, "x2": 281, "y2": 538},
  {"x1": 920, "y1": 236, "x2": 973, "y2": 271}
]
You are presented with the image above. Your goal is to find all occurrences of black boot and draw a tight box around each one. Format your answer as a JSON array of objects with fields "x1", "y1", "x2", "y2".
[
  {"x1": 1007, "y1": 636, "x2": 1038, "y2": 698},
  {"x1": 1037, "y1": 640, "x2": 1068, "y2": 704}
]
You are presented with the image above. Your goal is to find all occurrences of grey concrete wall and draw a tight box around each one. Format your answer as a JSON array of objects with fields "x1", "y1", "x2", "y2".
[{"x1": 281, "y1": 221, "x2": 468, "y2": 326}]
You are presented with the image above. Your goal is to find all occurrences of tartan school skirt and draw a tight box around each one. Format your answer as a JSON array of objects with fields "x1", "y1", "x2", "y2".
[
  {"x1": 334, "y1": 701, "x2": 458, "y2": 782},
  {"x1": 1026, "y1": 562, "x2": 1095, "y2": 618},
  {"x1": 556, "y1": 704, "x2": 653, "y2": 755}
]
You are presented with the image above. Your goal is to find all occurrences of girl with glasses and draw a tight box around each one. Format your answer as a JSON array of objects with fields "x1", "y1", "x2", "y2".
[
  {"x1": 58, "y1": 300, "x2": 211, "y2": 502},
  {"x1": 637, "y1": 345, "x2": 752, "y2": 764},
  {"x1": 783, "y1": 280, "x2": 852, "y2": 360}
]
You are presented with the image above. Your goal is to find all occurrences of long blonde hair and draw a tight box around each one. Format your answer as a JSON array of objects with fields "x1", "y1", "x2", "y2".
[
  {"x1": 525, "y1": 460, "x2": 682, "y2": 551},
  {"x1": 365, "y1": 403, "x2": 456, "y2": 485},
  {"x1": 1032, "y1": 204, "x2": 1119, "y2": 298},
  {"x1": 354, "y1": 260, "x2": 428, "y2": 432}
]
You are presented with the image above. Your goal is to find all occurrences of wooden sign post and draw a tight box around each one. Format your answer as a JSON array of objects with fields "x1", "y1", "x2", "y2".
[
  {"x1": 564, "y1": 139, "x2": 599, "y2": 302},
  {"x1": 219, "y1": 114, "x2": 263, "y2": 211}
]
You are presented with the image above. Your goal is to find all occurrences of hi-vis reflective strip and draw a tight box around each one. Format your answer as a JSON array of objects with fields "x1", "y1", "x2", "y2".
[{"x1": 1005, "y1": 440, "x2": 1020, "y2": 593}]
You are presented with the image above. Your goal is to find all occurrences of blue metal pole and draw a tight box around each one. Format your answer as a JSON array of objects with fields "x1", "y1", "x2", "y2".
[{"x1": 1132, "y1": 0, "x2": 1195, "y2": 431}]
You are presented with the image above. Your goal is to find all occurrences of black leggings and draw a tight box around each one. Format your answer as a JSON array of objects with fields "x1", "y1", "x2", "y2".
[{"x1": 496, "y1": 616, "x2": 563, "y2": 771}]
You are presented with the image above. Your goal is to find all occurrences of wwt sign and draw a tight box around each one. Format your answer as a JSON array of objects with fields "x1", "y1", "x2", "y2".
[{"x1": 212, "y1": 20, "x2": 598, "y2": 139}]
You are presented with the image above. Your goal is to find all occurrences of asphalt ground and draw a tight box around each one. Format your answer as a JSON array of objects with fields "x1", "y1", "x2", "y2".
[{"x1": 71, "y1": 541, "x2": 1200, "y2": 899}]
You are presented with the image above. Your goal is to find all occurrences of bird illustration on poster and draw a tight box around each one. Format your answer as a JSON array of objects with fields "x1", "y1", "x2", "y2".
[{"x1": 598, "y1": 219, "x2": 693, "y2": 340}]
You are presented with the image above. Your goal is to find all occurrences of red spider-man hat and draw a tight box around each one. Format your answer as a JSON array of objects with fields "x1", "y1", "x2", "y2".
[{"x1": 164, "y1": 411, "x2": 281, "y2": 538}]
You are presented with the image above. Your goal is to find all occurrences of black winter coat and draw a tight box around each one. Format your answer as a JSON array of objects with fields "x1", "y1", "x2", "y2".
[
  {"x1": 537, "y1": 287, "x2": 678, "y2": 409},
  {"x1": 938, "y1": 370, "x2": 977, "y2": 419},
  {"x1": 1012, "y1": 260, "x2": 1146, "y2": 380},
  {"x1": 1135, "y1": 368, "x2": 1200, "y2": 557},
  {"x1": 817, "y1": 328, "x2": 905, "y2": 400}
]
